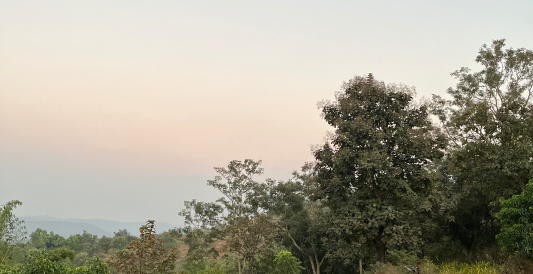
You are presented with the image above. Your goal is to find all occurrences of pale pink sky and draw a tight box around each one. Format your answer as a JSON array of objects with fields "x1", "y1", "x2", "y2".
[{"x1": 1, "y1": 0, "x2": 532, "y2": 226}]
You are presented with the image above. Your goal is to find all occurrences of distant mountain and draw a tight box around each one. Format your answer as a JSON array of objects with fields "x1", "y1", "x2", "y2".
[
  {"x1": 22, "y1": 216, "x2": 178, "y2": 238},
  {"x1": 24, "y1": 220, "x2": 113, "y2": 238}
]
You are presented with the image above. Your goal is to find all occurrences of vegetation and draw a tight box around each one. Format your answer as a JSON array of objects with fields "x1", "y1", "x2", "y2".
[
  {"x1": 496, "y1": 179, "x2": 533, "y2": 258},
  {"x1": 1, "y1": 39, "x2": 532, "y2": 273}
]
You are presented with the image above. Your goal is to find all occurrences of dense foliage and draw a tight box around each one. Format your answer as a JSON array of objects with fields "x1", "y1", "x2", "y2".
[{"x1": 496, "y1": 179, "x2": 533, "y2": 258}]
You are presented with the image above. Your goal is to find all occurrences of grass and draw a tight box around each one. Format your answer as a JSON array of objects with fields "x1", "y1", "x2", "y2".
[{"x1": 372, "y1": 260, "x2": 518, "y2": 274}]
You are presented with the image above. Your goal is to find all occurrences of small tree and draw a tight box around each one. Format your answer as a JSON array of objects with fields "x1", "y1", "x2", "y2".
[
  {"x1": 0, "y1": 200, "x2": 26, "y2": 264},
  {"x1": 272, "y1": 250, "x2": 304, "y2": 274},
  {"x1": 98, "y1": 236, "x2": 112, "y2": 253},
  {"x1": 496, "y1": 179, "x2": 533, "y2": 258},
  {"x1": 108, "y1": 220, "x2": 179, "y2": 274}
]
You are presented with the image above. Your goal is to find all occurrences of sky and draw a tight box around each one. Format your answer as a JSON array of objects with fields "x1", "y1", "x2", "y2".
[{"x1": 1, "y1": 0, "x2": 532, "y2": 226}]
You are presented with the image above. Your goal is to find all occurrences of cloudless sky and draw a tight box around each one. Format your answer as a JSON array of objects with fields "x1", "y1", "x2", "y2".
[{"x1": 1, "y1": 0, "x2": 532, "y2": 226}]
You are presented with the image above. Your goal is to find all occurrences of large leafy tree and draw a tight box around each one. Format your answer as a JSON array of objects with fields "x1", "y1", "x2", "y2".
[
  {"x1": 432, "y1": 39, "x2": 533, "y2": 249},
  {"x1": 313, "y1": 75, "x2": 447, "y2": 263},
  {"x1": 496, "y1": 179, "x2": 533, "y2": 258}
]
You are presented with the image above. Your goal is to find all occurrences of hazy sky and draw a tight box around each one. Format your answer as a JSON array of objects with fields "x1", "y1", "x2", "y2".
[{"x1": 1, "y1": 0, "x2": 532, "y2": 226}]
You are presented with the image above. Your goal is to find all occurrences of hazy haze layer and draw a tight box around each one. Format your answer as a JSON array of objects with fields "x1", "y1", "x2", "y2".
[{"x1": 1, "y1": 0, "x2": 532, "y2": 225}]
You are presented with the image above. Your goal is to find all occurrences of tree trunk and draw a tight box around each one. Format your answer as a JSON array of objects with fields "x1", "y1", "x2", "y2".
[
  {"x1": 375, "y1": 234, "x2": 386, "y2": 263},
  {"x1": 309, "y1": 257, "x2": 317, "y2": 274},
  {"x1": 359, "y1": 259, "x2": 363, "y2": 274},
  {"x1": 238, "y1": 259, "x2": 242, "y2": 274}
]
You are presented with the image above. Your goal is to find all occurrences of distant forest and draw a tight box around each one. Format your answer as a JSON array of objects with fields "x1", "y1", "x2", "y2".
[{"x1": 1, "y1": 39, "x2": 533, "y2": 274}]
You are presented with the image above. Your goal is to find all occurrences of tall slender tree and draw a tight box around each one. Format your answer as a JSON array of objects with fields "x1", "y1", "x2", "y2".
[{"x1": 0, "y1": 200, "x2": 26, "y2": 264}]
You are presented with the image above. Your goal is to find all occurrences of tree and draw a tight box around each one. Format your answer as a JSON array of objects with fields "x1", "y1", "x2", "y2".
[
  {"x1": 29, "y1": 229, "x2": 69, "y2": 250},
  {"x1": 496, "y1": 179, "x2": 533, "y2": 258},
  {"x1": 207, "y1": 159, "x2": 278, "y2": 274},
  {"x1": 181, "y1": 160, "x2": 279, "y2": 274},
  {"x1": 77, "y1": 231, "x2": 98, "y2": 256},
  {"x1": 432, "y1": 39, "x2": 533, "y2": 249},
  {"x1": 0, "y1": 200, "x2": 26, "y2": 264},
  {"x1": 178, "y1": 199, "x2": 222, "y2": 261},
  {"x1": 313, "y1": 74, "x2": 447, "y2": 263},
  {"x1": 98, "y1": 236, "x2": 112, "y2": 254},
  {"x1": 108, "y1": 220, "x2": 179, "y2": 274}
]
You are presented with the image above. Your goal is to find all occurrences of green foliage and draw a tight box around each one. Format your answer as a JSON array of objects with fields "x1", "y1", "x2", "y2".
[
  {"x1": 97, "y1": 236, "x2": 111, "y2": 254},
  {"x1": 67, "y1": 257, "x2": 109, "y2": 274},
  {"x1": 179, "y1": 250, "x2": 212, "y2": 274},
  {"x1": 48, "y1": 247, "x2": 75, "y2": 262},
  {"x1": 0, "y1": 250, "x2": 109, "y2": 274},
  {"x1": 21, "y1": 257, "x2": 66, "y2": 274},
  {"x1": 424, "y1": 236, "x2": 465, "y2": 263},
  {"x1": 18, "y1": 249, "x2": 76, "y2": 273},
  {"x1": 0, "y1": 264, "x2": 22, "y2": 274},
  {"x1": 272, "y1": 250, "x2": 303, "y2": 274},
  {"x1": 110, "y1": 236, "x2": 128, "y2": 251},
  {"x1": 73, "y1": 252, "x2": 89, "y2": 267},
  {"x1": 496, "y1": 179, "x2": 533, "y2": 258},
  {"x1": 196, "y1": 264, "x2": 225, "y2": 274},
  {"x1": 179, "y1": 255, "x2": 226, "y2": 274},
  {"x1": 157, "y1": 229, "x2": 181, "y2": 252},
  {"x1": 29, "y1": 229, "x2": 66, "y2": 250},
  {"x1": 386, "y1": 250, "x2": 417, "y2": 267},
  {"x1": 28, "y1": 229, "x2": 100, "y2": 256}
]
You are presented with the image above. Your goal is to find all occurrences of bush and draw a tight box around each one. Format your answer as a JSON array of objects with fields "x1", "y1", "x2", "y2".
[
  {"x1": 67, "y1": 257, "x2": 109, "y2": 274},
  {"x1": 0, "y1": 264, "x2": 22, "y2": 274},
  {"x1": 496, "y1": 179, "x2": 533, "y2": 259},
  {"x1": 272, "y1": 250, "x2": 303, "y2": 274}
]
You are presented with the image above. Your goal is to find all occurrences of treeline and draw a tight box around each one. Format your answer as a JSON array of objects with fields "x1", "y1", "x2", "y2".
[
  {"x1": 1, "y1": 39, "x2": 533, "y2": 274},
  {"x1": 27, "y1": 227, "x2": 179, "y2": 262},
  {"x1": 0, "y1": 211, "x2": 181, "y2": 273}
]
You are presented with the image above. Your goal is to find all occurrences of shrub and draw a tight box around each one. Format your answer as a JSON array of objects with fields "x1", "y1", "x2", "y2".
[
  {"x1": 272, "y1": 250, "x2": 303, "y2": 274},
  {"x1": 496, "y1": 179, "x2": 533, "y2": 259}
]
